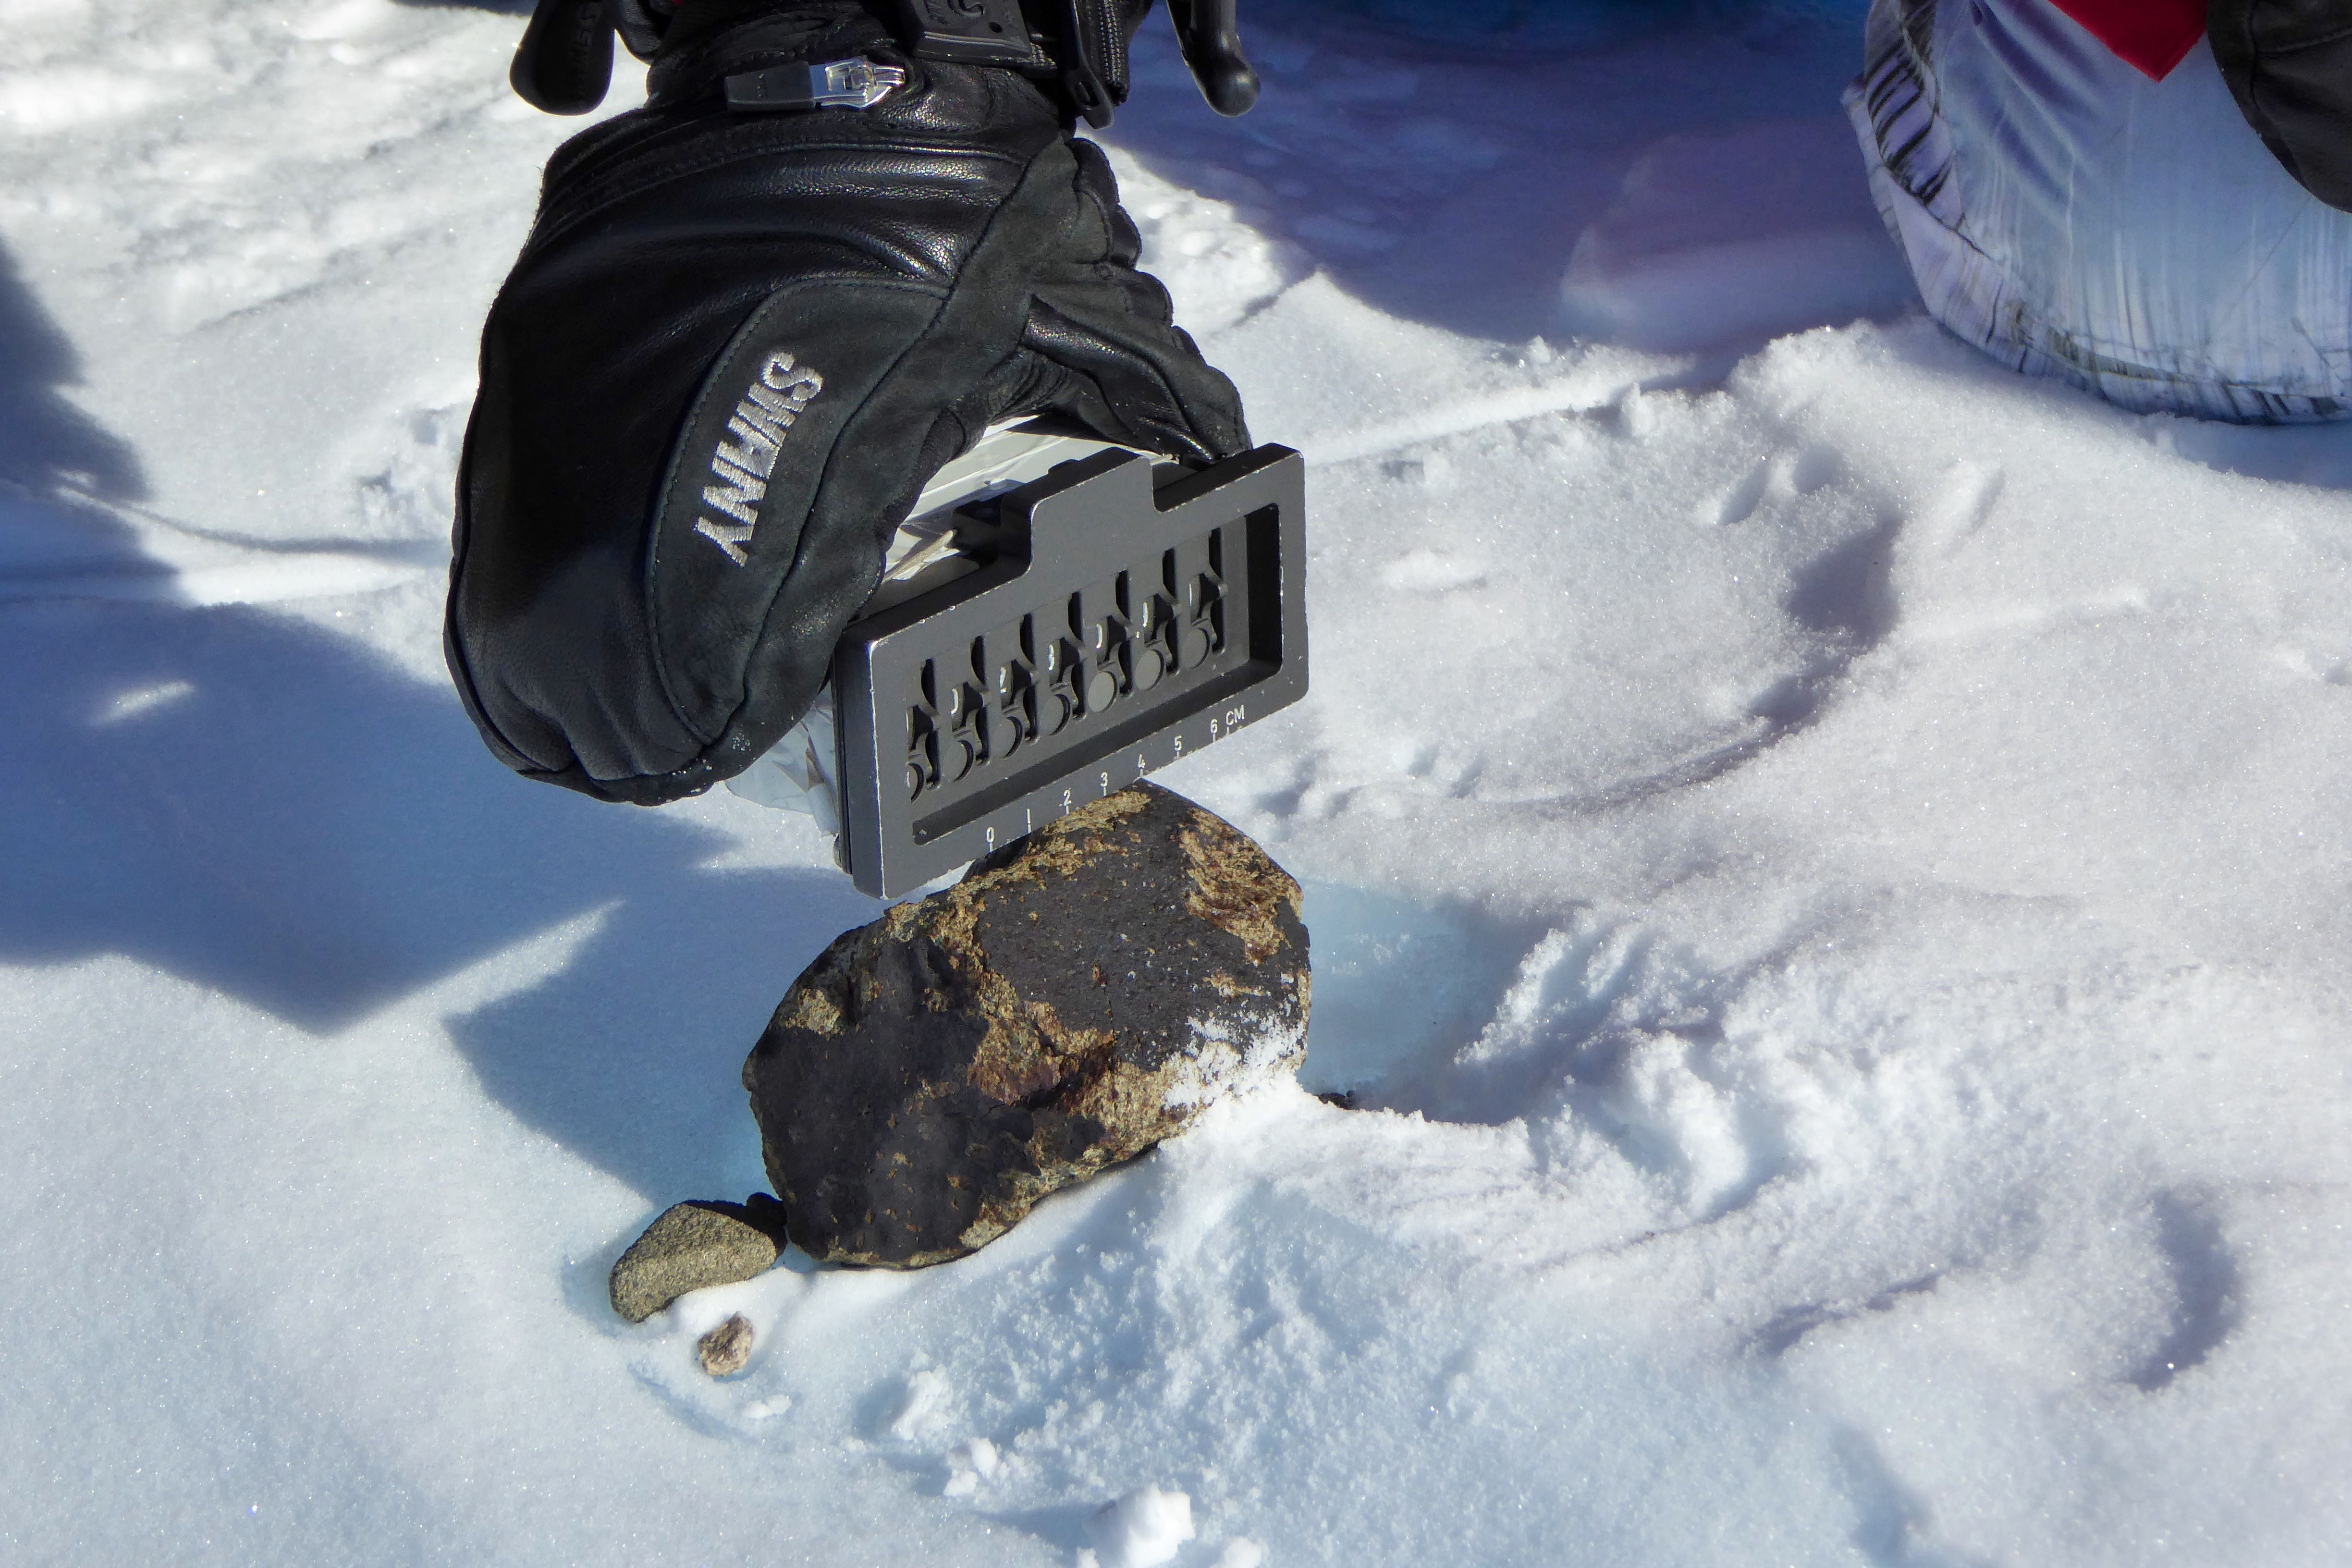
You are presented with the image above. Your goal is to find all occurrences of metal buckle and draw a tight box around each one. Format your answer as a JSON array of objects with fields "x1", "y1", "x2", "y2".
[{"x1": 724, "y1": 56, "x2": 908, "y2": 112}]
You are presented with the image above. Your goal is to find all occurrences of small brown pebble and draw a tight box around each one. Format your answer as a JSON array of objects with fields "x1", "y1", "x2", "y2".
[{"x1": 698, "y1": 1313, "x2": 754, "y2": 1377}]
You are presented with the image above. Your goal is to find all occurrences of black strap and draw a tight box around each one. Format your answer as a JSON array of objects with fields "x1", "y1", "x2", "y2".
[
  {"x1": 1167, "y1": 0, "x2": 1256, "y2": 116},
  {"x1": 889, "y1": 0, "x2": 1121, "y2": 126},
  {"x1": 513, "y1": 0, "x2": 1258, "y2": 125},
  {"x1": 1053, "y1": 0, "x2": 1127, "y2": 128},
  {"x1": 889, "y1": 0, "x2": 1043, "y2": 66},
  {"x1": 512, "y1": 0, "x2": 617, "y2": 116}
]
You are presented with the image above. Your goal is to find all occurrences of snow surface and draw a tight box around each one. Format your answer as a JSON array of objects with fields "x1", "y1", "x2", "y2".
[{"x1": 4, "y1": 0, "x2": 2351, "y2": 1563}]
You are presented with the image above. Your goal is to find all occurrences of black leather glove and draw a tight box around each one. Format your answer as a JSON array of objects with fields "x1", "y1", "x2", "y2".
[{"x1": 446, "y1": 0, "x2": 1250, "y2": 807}]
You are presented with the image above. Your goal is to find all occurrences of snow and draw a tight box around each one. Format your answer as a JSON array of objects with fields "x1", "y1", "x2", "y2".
[
  {"x1": 3, "y1": 1, "x2": 2350, "y2": 1564},
  {"x1": 1082, "y1": 1485, "x2": 1196, "y2": 1568}
]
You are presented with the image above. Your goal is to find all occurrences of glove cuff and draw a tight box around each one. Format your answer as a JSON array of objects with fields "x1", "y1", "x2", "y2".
[
  {"x1": 637, "y1": 0, "x2": 1154, "y2": 125},
  {"x1": 647, "y1": 1, "x2": 897, "y2": 107}
]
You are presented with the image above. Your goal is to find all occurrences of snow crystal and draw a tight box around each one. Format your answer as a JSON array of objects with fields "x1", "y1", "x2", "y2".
[{"x1": 1164, "y1": 1005, "x2": 1307, "y2": 1110}]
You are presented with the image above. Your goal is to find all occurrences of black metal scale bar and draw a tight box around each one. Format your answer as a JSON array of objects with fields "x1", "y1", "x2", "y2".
[{"x1": 833, "y1": 443, "x2": 1307, "y2": 897}]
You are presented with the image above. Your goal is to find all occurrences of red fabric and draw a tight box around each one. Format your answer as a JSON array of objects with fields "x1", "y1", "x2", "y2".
[{"x1": 2045, "y1": 0, "x2": 2210, "y2": 80}]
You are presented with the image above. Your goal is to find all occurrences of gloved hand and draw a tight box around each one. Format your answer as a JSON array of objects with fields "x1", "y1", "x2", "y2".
[{"x1": 446, "y1": 0, "x2": 1250, "y2": 807}]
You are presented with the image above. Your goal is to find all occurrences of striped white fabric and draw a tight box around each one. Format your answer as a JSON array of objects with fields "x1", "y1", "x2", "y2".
[{"x1": 1848, "y1": 0, "x2": 2352, "y2": 422}]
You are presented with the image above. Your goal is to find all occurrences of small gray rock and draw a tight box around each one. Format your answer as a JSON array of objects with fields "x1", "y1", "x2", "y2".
[
  {"x1": 609, "y1": 1199, "x2": 784, "y2": 1323},
  {"x1": 698, "y1": 1313, "x2": 755, "y2": 1377}
]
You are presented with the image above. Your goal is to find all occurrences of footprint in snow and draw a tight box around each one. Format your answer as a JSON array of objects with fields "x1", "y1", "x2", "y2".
[
  {"x1": 1380, "y1": 548, "x2": 1487, "y2": 594},
  {"x1": 1703, "y1": 444, "x2": 1842, "y2": 528},
  {"x1": 1919, "y1": 458, "x2": 2006, "y2": 554}
]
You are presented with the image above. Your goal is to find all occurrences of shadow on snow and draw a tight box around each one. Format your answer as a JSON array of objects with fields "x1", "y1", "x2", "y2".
[
  {"x1": 0, "y1": 233, "x2": 872, "y2": 1203},
  {"x1": 1102, "y1": 0, "x2": 1883, "y2": 348}
]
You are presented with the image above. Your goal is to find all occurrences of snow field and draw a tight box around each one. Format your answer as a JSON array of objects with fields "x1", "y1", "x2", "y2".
[{"x1": 2, "y1": 0, "x2": 2350, "y2": 1564}]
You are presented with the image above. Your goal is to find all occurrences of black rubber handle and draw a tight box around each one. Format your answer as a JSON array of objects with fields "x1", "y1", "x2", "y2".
[
  {"x1": 511, "y1": 0, "x2": 616, "y2": 116},
  {"x1": 1167, "y1": 0, "x2": 1259, "y2": 117}
]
